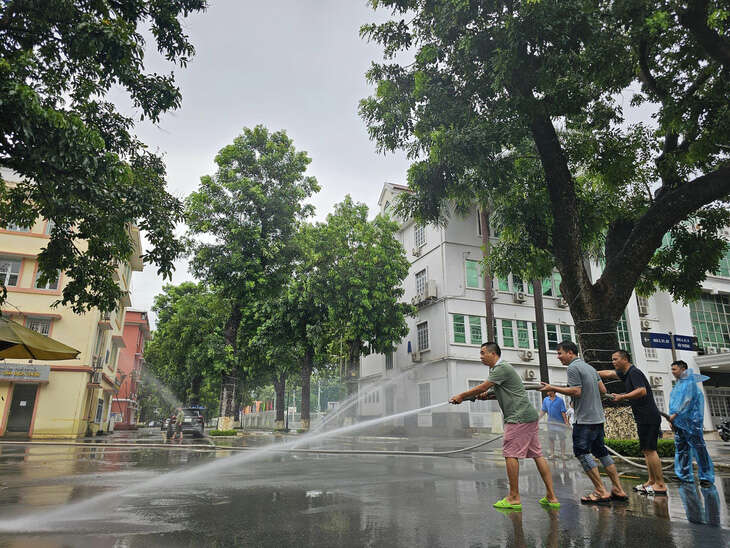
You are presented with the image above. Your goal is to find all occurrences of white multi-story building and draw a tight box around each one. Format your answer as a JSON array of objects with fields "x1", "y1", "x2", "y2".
[{"x1": 359, "y1": 183, "x2": 730, "y2": 435}]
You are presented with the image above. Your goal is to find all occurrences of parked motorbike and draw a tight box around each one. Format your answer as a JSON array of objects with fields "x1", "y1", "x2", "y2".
[{"x1": 718, "y1": 419, "x2": 730, "y2": 442}]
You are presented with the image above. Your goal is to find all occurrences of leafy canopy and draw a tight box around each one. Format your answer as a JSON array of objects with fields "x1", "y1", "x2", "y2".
[
  {"x1": 361, "y1": 0, "x2": 730, "y2": 315},
  {"x1": 0, "y1": 0, "x2": 207, "y2": 312}
]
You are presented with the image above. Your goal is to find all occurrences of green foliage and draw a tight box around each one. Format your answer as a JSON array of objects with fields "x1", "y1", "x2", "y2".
[
  {"x1": 144, "y1": 282, "x2": 233, "y2": 410},
  {"x1": 310, "y1": 196, "x2": 414, "y2": 365},
  {"x1": 605, "y1": 438, "x2": 675, "y2": 459},
  {"x1": 209, "y1": 429, "x2": 237, "y2": 437},
  {"x1": 0, "y1": 1, "x2": 207, "y2": 312},
  {"x1": 361, "y1": 0, "x2": 730, "y2": 331}
]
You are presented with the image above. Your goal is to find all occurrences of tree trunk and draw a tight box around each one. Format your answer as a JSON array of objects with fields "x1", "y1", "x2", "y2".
[
  {"x1": 300, "y1": 349, "x2": 313, "y2": 431},
  {"x1": 479, "y1": 207, "x2": 496, "y2": 341},
  {"x1": 273, "y1": 372, "x2": 286, "y2": 430},
  {"x1": 531, "y1": 279, "x2": 549, "y2": 383},
  {"x1": 343, "y1": 340, "x2": 360, "y2": 423}
]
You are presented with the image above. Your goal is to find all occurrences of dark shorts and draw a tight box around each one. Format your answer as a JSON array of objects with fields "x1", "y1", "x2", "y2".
[
  {"x1": 572, "y1": 423, "x2": 609, "y2": 458},
  {"x1": 175, "y1": 423, "x2": 183, "y2": 433},
  {"x1": 637, "y1": 422, "x2": 661, "y2": 451}
]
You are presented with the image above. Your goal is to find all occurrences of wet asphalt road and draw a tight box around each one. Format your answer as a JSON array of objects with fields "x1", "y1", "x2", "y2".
[{"x1": 0, "y1": 429, "x2": 728, "y2": 547}]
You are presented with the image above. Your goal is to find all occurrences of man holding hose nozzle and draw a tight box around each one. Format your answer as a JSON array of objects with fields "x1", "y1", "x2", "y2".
[
  {"x1": 539, "y1": 341, "x2": 628, "y2": 503},
  {"x1": 449, "y1": 342, "x2": 560, "y2": 510}
]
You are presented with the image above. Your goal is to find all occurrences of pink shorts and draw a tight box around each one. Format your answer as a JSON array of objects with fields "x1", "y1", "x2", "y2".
[{"x1": 503, "y1": 421, "x2": 543, "y2": 459}]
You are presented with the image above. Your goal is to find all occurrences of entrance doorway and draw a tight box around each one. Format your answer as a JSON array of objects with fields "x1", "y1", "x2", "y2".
[{"x1": 5, "y1": 384, "x2": 38, "y2": 436}]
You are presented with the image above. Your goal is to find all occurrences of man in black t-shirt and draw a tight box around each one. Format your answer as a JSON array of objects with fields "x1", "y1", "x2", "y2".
[{"x1": 598, "y1": 350, "x2": 667, "y2": 495}]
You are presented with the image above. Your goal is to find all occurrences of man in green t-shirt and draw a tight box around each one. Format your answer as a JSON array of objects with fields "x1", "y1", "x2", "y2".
[{"x1": 450, "y1": 342, "x2": 559, "y2": 510}]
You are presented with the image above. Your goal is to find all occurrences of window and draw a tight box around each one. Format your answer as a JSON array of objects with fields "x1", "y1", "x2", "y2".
[
  {"x1": 95, "y1": 398, "x2": 105, "y2": 423},
  {"x1": 385, "y1": 351, "x2": 394, "y2": 370},
  {"x1": 616, "y1": 313, "x2": 633, "y2": 355},
  {"x1": 415, "y1": 269, "x2": 427, "y2": 295},
  {"x1": 26, "y1": 317, "x2": 51, "y2": 336},
  {"x1": 498, "y1": 276, "x2": 509, "y2": 291},
  {"x1": 541, "y1": 277, "x2": 553, "y2": 297},
  {"x1": 4, "y1": 223, "x2": 30, "y2": 232},
  {"x1": 546, "y1": 324, "x2": 559, "y2": 351},
  {"x1": 644, "y1": 347, "x2": 658, "y2": 360},
  {"x1": 502, "y1": 320, "x2": 515, "y2": 348},
  {"x1": 417, "y1": 322, "x2": 429, "y2": 351},
  {"x1": 34, "y1": 269, "x2": 60, "y2": 290},
  {"x1": 469, "y1": 316, "x2": 482, "y2": 345},
  {"x1": 466, "y1": 260, "x2": 481, "y2": 288},
  {"x1": 560, "y1": 324, "x2": 573, "y2": 342},
  {"x1": 414, "y1": 224, "x2": 426, "y2": 248},
  {"x1": 517, "y1": 321, "x2": 530, "y2": 349},
  {"x1": 418, "y1": 383, "x2": 431, "y2": 408},
  {"x1": 552, "y1": 272, "x2": 562, "y2": 297},
  {"x1": 0, "y1": 258, "x2": 21, "y2": 287},
  {"x1": 44, "y1": 219, "x2": 55, "y2": 235},
  {"x1": 512, "y1": 275, "x2": 524, "y2": 293},
  {"x1": 636, "y1": 295, "x2": 650, "y2": 315},
  {"x1": 532, "y1": 323, "x2": 540, "y2": 351},
  {"x1": 653, "y1": 390, "x2": 665, "y2": 414},
  {"x1": 690, "y1": 294, "x2": 730, "y2": 350},
  {"x1": 715, "y1": 246, "x2": 730, "y2": 277},
  {"x1": 706, "y1": 389, "x2": 730, "y2": 421},
  {"x1": 453, "y1": 314, "x2": 466, "y2": 343}
]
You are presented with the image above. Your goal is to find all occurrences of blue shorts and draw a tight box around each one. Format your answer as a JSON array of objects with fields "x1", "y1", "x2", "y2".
[{"x1": 572, "y1": 423, "x2": 613, "y2": 471}]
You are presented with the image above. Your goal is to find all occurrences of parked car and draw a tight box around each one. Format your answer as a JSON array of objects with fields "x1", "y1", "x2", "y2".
[
  {"x1": 719, "y1": 419, "x2": 730, "y2": 442},
  {"x1": 161, "y1": 408, "x2": 205, "y2": 438}
]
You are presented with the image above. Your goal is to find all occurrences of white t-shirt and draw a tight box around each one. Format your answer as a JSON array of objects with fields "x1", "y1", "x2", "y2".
[{"x1": 566, "y1": 407, "x2": 575, "y2": 425}]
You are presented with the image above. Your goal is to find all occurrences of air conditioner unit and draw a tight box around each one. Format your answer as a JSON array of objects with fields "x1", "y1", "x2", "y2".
[
  {"x1": 523, "y1": 369, "x2": 536, "y2": 381},
  {"x1": 519, "y1": 350, "x2": 534, "y2": 361},
  {"x1": 411, "y1": 351, "x2": 422, "y2": 363},
  {"x1": 706, "y1": 346, "x2": 718, "y2": 354},
  {"x1": 556, "y1": 297, "x2": 568, "y2": 308},
  {"x1": 412, "y1": 247, "x2": 421, "y2": 257},
  {"x1": 490, "y1": 289, "x2": 498, "y2": 300},
  {"x1": 649, "y1": 376, "x2": 662, "y2": 387},
  {"x1": 640, "y1": 319, "x2": 651, "y2": 330},
  {"x1": 513, "y1": 291, "x2": 526, "y2": 303},
  {"x1": 720, "y1": 348, "x2": 730, "y2": 354},
  {"x1": 424, "y1": 280, "x2": 438, "y2": 300},
  {"x1": 638, "y1": 305, "x2": 649, "y2": 317},
  {"x1": 411, "y1": 295, "x2": 421, "y2": 306},
  {"x1": 91, "y1": 371, "x2": 102, "y2": 385}
]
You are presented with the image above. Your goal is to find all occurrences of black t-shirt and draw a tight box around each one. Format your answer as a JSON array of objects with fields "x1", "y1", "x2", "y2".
[{"x1": 617, "y1": 365, "x2": 661, "y2": 424}]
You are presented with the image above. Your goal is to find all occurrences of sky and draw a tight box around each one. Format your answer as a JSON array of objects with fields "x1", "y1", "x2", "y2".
[{"x1": 126, "y1": 1, "x2": 412, "y2": 323}]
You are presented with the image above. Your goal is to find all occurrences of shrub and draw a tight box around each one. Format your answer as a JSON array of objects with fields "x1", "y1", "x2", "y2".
[
  {"x1": 209, "y1": 429, "x2": 238, "y2": 437},
  {"x1": 605, "y1": 438, "x2": 674, "y2": 458}
]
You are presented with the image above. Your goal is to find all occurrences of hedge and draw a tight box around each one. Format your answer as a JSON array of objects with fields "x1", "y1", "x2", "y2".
[
  {"x1": 604, "y1": 438, "x2": 675, "y2": 458},
  {"x1": 209, "y1": 429, "x2": 238, "y2": 437}
]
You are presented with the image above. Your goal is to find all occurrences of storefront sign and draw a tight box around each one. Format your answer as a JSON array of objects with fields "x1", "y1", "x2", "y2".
[{"x1": 0, "y1": 363, "x2": 50, "y2": 383}]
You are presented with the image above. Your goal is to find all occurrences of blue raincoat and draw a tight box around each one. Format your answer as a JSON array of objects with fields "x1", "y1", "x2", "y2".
[
  {"x1": 669, "y1": 368, "x2": 714, "y2": 483},
  {"x1": 669, "y1": 368, "x2": 709, "y2": 432}
]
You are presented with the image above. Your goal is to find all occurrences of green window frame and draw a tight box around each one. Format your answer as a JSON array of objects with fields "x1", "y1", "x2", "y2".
[
  {"x1": 502, "y1": 320, "x2": 515, "y2": 348},
  {"x1": 517, "y1": 320, "x2": 530, "y2": 349},
  {"x1": 546, "y1": 324, "x2": 559, "y2": 351},
  {"x1": 559, "y1": 325, "x2": 572, "y2": 342},
  {"x1": 453, "y1": 314, "x2": 466, "y2": 344},
  {"x1": 542, "y1": 278, "x2": 553, "y2": 296},
  {"x1": 469, "y1": 316, "x2": 482, "y2": 345},
  {"x1": 466, "y1": 260, "x2": 481, "y2": 288},
  {"x1": 498, "y1": 276, "x2": 509, "y2": 291},
  {"x1": 552, "y1": 272, "x2": 562, "y2": 297}
]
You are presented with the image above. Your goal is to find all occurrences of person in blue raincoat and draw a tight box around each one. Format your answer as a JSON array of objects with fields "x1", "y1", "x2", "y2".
[{"x1": 668, "y1": 360, "x2": 714, "y2": 486}]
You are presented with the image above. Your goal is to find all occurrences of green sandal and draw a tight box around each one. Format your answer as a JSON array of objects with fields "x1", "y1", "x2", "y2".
[
  {"x1": 539, "y1": 497, "x2": 561, "y2": 508},
  {"x1": 493, "y1": 497, "x2": 522, "y2": 510}
]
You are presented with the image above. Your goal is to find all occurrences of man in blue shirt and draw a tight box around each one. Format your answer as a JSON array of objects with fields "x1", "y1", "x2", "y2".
[{"x1": 540, "y1": 390, "x2": 570, "y2": 459}]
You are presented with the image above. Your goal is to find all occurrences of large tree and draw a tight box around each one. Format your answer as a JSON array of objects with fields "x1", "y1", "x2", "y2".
[
  {"x1": 361, "y1": 0, "x2": 730, "y2": 368},
  {"x1": 0, "y1": 0, "x2": 207, "y2": 312},
  {"x1": 311, "y1": 197, "x2": 412, "y2": 400},
  {"x1": 144, "y1": 282, "x2": 233, "y2": 410},
  {"x1": 185, "y1": 125, "x2": 319, "y2": 416}
]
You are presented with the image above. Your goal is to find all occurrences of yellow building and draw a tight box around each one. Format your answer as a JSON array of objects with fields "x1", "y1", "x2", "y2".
[{"x1": 0, "y1": 196, "x2": 143, "y2": 439}]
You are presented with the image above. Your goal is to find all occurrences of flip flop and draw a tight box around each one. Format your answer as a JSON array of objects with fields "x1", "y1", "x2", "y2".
[
  {"x1": 493, "y1": 497, "x2": 522, "y2": 510},
  {"x1": 610, "y1": 492, "x2": 629, "y2": 501},
  {"x1": 645, "y1": 486, "x2": 667, "y2": 496},
  {"x1": 539, "y1": 497, "x2": 561, "y2": 508},
  {"x1": 632, "y1": 484, "x2": 648, "y2": 493},
  {"x1": 581, "y1": 493, "x2": 611, "y2": 505}
]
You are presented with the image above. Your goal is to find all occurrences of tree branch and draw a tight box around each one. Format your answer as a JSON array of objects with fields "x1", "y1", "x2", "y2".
[
  {"x1": 600, "y1": 165, "x2": 730, "y2": 302},
  {"x1": 679, "y1": 0, "x2": 730, "y2": 72}
]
